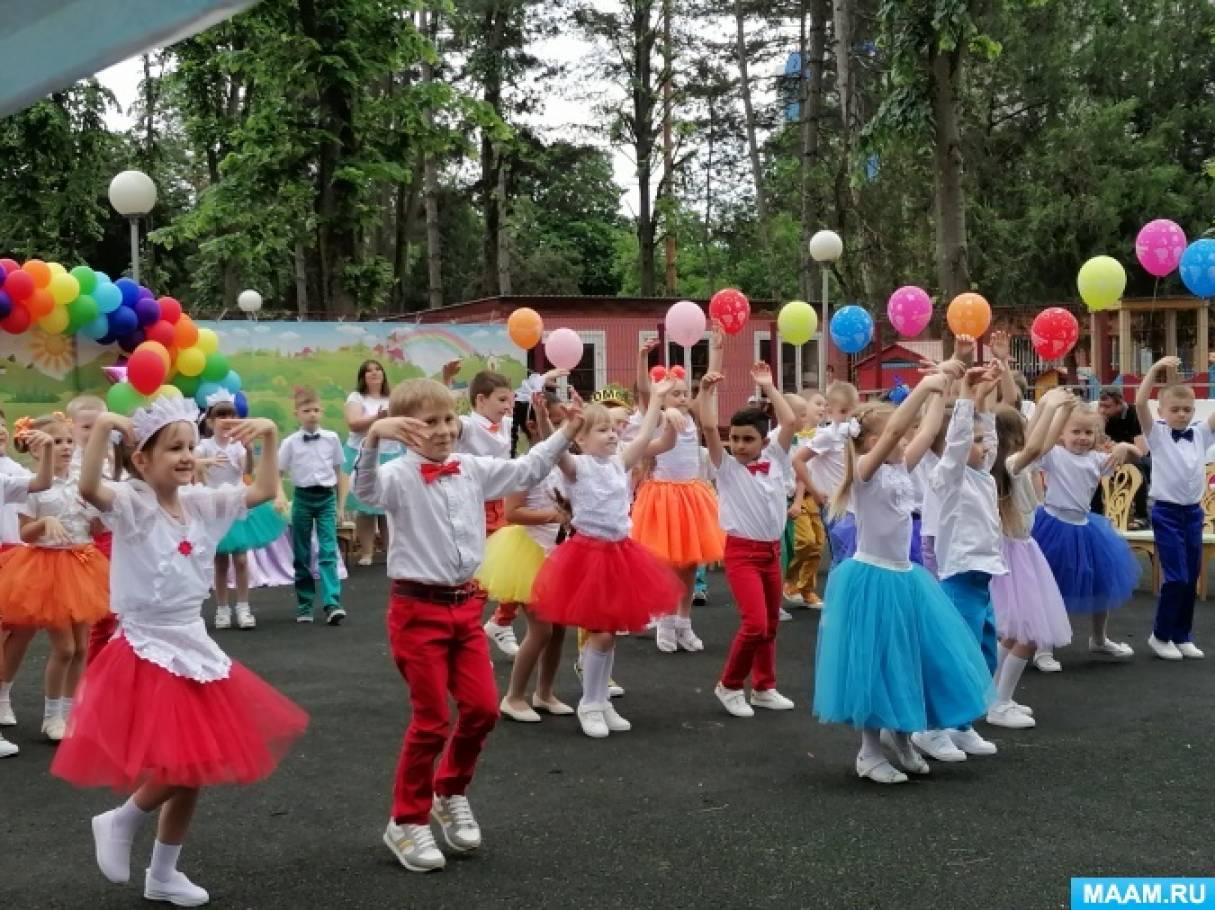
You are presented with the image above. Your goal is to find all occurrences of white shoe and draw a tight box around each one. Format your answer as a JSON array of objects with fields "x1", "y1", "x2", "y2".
[
  {"x1": 608, "y1": 680, "x2": 625, "y2": 699},
  {"x1": 383, "y1": 820, "x2": 445, "y2": 872},
  {"x1": 655, "y1": 619, "x2": 678, "y2": 653},
  {"x1": 1089, "y1": 636, "x2": 1134, "y2": 658},
  {"x1": 778, "y1": 607, "x2": 793, "y2": 622},
  {"x1": 1177, "y1": 641, "x2": 1205, "y2": 659},
  {"x1": 483, "y1": 620, "x2": 519, "y2": 658},
  {"x1": 948, "y1": 727, "x2": 998, "y2": 756},
  {"x1": 295, "y1": 612, "x2": 315, "y2": 624},
  {"x1": 855, "y1": 754, "x2": 907, "y2": 784},
  {"x1": 42, "y1": 716, "x2": 66, "y2": 742},
  {"x1": 577, "y1": 704, "x2": 610, "y2": 738},
  {"x1": 715, "y1": 684, "x2": 755, "y2": 718},
  {"x1": 213, "y1": 606, "x2": 231, "y2": 630},
  {"x1": 692, "y1": 590, "x2": 708, "y2": 606},
  {"x1": 1008, "y1": 700, "x2": 1034, "y2": 716},
  {"x1": 674, "y1": 620, "x2": 703, "y2": 652},
  {"x1": 144, "y1": 869, "x2": 209, "y2": 906},
  {"x1": 531, "y1": 694, "x2": 575, "y2": 716},
  {"x1": 499, "y1": 697, "x2": 541, "y2": 723},
  {"x1": 0, "y1": 734, "x2": 17, "y2": 758},
  {"x1": 911, "y1": 730, "x2": 967, "y2": 762},
  {"x1": 234, "y1": 604, "x2": 256, "y2": 630},
  {"x1": 750, "y1": 689, "x2": 795, "y2": 711},
  {"x1": 986, "y1": 700, "x2": 1036, "y2": 729},
  {"x1": 602, "y1": 705, "x2": 632, "y2": 732},
  {"x1": 430, "y1": 795, "x2": 481, "y2": 852},
  {"x1": 1033, "y1": 651, "x2": 1062, "y2": 672},
  {"x1": 0, "y1": 700, "x2": 15, "y2": 726},
  {"x1": 92, "y1": 810, "x2": 132, "y2": 884},
  {"x1": 1147, "y1": 634, "x2": 1182, "y2": 661},
  {"x1": 879, "y1": 730, "x2": 930, "y2": 775},
  {"x1": 783, "y1": 591, "x2": 806, "y2": 606}
]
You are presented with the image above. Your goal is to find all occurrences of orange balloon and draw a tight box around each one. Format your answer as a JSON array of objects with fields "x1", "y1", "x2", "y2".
[
  {"x1": 25, "y1": 288, "x2": 55, "y2": 319},
  {"x1": 173, "y1": 314, "x2": 199, "y2": 349},
  {"x1": 946, "y1": 292, "x2": 992, "y2": 338},
  {"x1": 135, "y1": 340, "x2": 171, "y2": 372},
  {"x1": 23, "y1": 259, "x2": 52, "y2": 289},
  {"x1": 507, "y1": 307, "x2": 543, "y2": 349}
]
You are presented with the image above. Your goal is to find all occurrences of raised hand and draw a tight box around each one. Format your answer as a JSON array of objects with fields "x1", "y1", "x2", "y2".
[
  {"x1": 919, "y1": 372, "x2": 951, "y2": 394},
  {"x1": 441, "y1": 359, "x2": 462, "y2": 384},
  {"x1": 990, "y1": 330, "x2": 1011, "y2": 361},
  {"x1": 664, "y1": 408, "x2": 688, "y2": 433},
  {"x1": 541, "y1": 367, "x2": 570, "y2": 382},
  {"x1": 699, "y1": 371, "x2": 724, "y2": 392},
  {"x1": 42, "y1": 516, "x2": 72, "y2": 546},
  {"x1": 22, "y1": 429, "x2": 55, "y2": 458},
  {"x1": 217, "y1": 418, "x2": 277, "y2": 447},
  {"x1": 651, "y1": 377, "x2": 675, "y2": 400},
  {"x1": 751, "y1": 361, "x2": 775, "y2": 388},
  {"x1": 640, "y1": 337, "x2": 660, "y2": 356}
]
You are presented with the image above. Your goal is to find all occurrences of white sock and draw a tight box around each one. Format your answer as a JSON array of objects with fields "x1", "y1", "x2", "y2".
[
  {"x1": 0, "y1": 681, "x2": 12, "y2": 700},
  {"x1": 580, "y1": 646, "x2": 612, "y2": 707},
  {"x1": 149, "y1": 840, "x2": 182, "y2": 881},
  {"x1": 111, "y1": 796, "x2": 151, "y2": 840},
  {"x1": 59, "y1": 697, "x2": 73, "y2": 717},
  {"x1": 995, "y1": 642, "x2": 1011, "y2": 682},
  {"x1": 996, "y1": 655, "x2": 1029, "y2": 703},
  {"x1": 859, "y1": 729, "x2": 883, "y2": 761},
  {"x1": 44, "y1": 697, "x2": 59, "y2": 720}
]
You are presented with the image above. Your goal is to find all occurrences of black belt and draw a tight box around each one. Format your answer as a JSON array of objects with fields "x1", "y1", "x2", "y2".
[
  {"x1": 391, "y1": 579, "x2": 481, "y2": 605},
  {"x1": 296, "y1": 485, "x2": 335, "y2": 494}
]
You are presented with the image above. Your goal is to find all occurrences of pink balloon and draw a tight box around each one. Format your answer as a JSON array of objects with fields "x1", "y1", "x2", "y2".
[
  {"x1": 665, "y1": 299, "x2": 706, "y2": 347},
  {"x1": 886, "y1": 286, "x2": 933, "y2": 337},
  {"x1": 1135, "y1": 219, "x2": 1187, "y2": 278},
  {"x1": 544, "y1": 328, "x2": 584, "y2": 371}
]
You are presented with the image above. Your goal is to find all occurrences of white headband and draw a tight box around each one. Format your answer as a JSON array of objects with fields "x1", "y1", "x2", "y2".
[
  {"x1": 205, "y1": 388, "x2": 236, "y2": 407},
  {"x1": 846, "y1": 417, "x2": 862, "y2": 439},
  {"x1": 131, "y1": 397, "x2": 200, "y2": 451}
]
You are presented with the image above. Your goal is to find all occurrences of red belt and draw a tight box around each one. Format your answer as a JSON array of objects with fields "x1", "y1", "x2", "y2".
[{"x1": 391, "y1": 579, "x2": 481, "y2": 606}]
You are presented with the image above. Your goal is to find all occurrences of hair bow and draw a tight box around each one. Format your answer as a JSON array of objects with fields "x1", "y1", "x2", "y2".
[
  {"x1": 846, "y1": 417, "x2": 862, "y2": 439},
  {"x1": 12, "y1": 415, "x2": 34, "y2": 441}
]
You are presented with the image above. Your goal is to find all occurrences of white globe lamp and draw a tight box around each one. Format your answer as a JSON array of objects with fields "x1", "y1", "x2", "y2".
[
  {"x1": 109, "y1": 170, "x2": 158, "y2": 283},
  {"x1": 237, "y1": 289, "x2": 264, "y2": 313},
  {"x1": 808, "y1": 229, "x2": 843, "y2": 263},
  {"x1": 809, "y1": 230, "x2": 844, "y2": 386}
]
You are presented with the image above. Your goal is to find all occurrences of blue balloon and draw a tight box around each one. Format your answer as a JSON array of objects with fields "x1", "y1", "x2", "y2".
[
  {"x1": 0, "y1": 290, "x2": 10, "y2": 321},
  {"x1": 94, "y1": 271, "x2": 111, "y2": 285},
  {"x1": 195, "y1": 381, "x2": 224, "y2": 409},
  {"x1": 220, "y1": 370, "x2": 242, "y2": 393},
  {"x1": 0, "y1": 264, "x2": 7, "y2": 286},
  {"x1": 96, "y1": 331, "x2": 116, "y2": 346},
  {"x1": 234, "y1": 391, "x2": 249, "y2": 419},
  {"x1": 117, "y1": 330, "x2": 146, "y2": 353},
  {"x1": 95, "y1": 281, "x2": 123, "y2": 313},
  {"x1": 115, "y1": 277, "x2": 141, "y2": 307},
  {"x1": 82, "y1": 313, "x2": 110, "y2": 340},
  {"x1": 1179, "y1": 239, "x2": 1215, "y2": 299},
  {"x1": 107, "y1": 304, "x2": 138, "y2": 336},
  {"x1": 830, "y1": 305, "x2": 874, "y2": 354}
]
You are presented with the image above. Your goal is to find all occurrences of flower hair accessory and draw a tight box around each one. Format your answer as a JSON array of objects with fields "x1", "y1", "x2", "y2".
[
  {"x1": 12, "y1": 415, "x2": 34, "y2": 442},
  {"x1": 131, "y1": 396, "x2": 200, "y2": 451},
  {"x1": 204, "y1": 388, "x2": 237, "y2": 408},
  {"x1": 846, "y1": 417, "x2": 862, "y2": 439}
]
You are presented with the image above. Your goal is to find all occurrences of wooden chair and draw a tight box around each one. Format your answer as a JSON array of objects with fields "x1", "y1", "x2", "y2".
[
  {"x1": 336, "y1": 520, "x2": 357, "y2": 562},
  {"x1": 1101, "y1": 464, "x2": 1158, "y2": 591}
]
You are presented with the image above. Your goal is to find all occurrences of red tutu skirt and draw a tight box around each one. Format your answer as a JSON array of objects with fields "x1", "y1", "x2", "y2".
[
  {"x1": 530, "y1": 534, "x2": 684, "y2": 632},
  {"x1": 52, "y1": 636, "x2": 308, "y2": 792}
]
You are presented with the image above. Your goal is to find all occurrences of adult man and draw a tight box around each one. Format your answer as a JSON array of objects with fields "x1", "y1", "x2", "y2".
[{"x1": 1096, "y1": 389, "x2": 1148, "y2": 525}]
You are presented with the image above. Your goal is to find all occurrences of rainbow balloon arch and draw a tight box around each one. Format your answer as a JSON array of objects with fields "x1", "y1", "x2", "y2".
[{"x1": 0, "y1": 257, "x2": 246, "y2": 417}]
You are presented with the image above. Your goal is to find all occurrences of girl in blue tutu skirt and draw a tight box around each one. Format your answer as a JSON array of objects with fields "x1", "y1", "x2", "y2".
[{"x1": 812, "y1": 366, "x2": 993, "y2": 785}]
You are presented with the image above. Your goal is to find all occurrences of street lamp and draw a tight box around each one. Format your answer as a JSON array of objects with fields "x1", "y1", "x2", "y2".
[
  {"x1": 809, "y1": 229, "x2": 843, "y2": 387},
  {"x1": 237, "y1": 289, "x2": 263, "y2": 320},
  {"x1": 108, "y1": 170, "x2": 157, "y2": 284}
]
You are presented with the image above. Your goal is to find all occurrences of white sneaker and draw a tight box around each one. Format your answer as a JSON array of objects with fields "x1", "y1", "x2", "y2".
[
  {"x1": 1089, "y1": 637, "x2": 1134, "y2": 658},
  {"x1": 483, "y1": 620, "x2": 519, "y2": 658},
  {"x1": 92, "y1": 810, "x2": 133, "y2": 883},
  {"x1": 714, "y1": 684, "x2": 755, "y2": 718},
  {"x1": 750, "y1": 689, "x2": 795, "y2": 711},
  {"x1": 1009, "y1": 700, "x2": 1034, "y2": 716},
  {"x1": 0, "y1": 734, "x2": 17, "y2": 758},
  {"x1": 602, "y1": 705, "x2": 632, "y2": 732},
  {"x1": 1033, "y1": 651, "x2": 1062, "y2": 672},
  {"x1": 1147, "y1": 634, "x2": 1182, "y2": 661},
  {"x1": 608, "y1": 680, "x2": 625, "y2": 699},
  {"x1": 911, "y1": 730, "x2": 967, "y2": 762},
  {"x1": 855, "y1": 754, "x2": 908, "y2": 784},
  {"x1": 1178, "y1": 641, "x2": 1205, "y2": 659},
  {"x1": 948, "y1": 727, "x2": 998, "y2": 756},
  {"x1": 42, "y1": 716, "x2": 66, "y2": 742},
  {"x1": 577, "y1": 704, "x2": 610, "y2": 738},
  {"x1": 783, "y1": 591, "x2": 806, "y2": 606},
  {"x1": 674, "y1": 621, "x2": 703, "y2": 652},
  {"x1": 986, "y1": 700, "x2": 1036, "y2": 729},
  {"x1": 0, "y1": 700, "x2": 15, "y2": 726},
  {"x1": 778, "y1": 607, "x2": 793, "y2": 622},
  {"x1": 383, "y1": 820, "x2": 445, "y2": 872},
  {"x1": 430, "y1": 795, "x2": 481, "y2": 852},
  {"x1": 214, "y1": 606, "x2": 231, "y2": 630},
  {"x1": 295, "y1": 612, "x2": 314, "y2": 624},
  {"x1": 655, "y1": 619, "x2": 678, "y2": 653},
  {"x1": 879, "y1": 730, "x2": 930, "y2": 775},
  {"x1": 234, "y1": 604, "x2": 256, "y2": 630},
  {"x1": 144, "y1": 869, "x2": 209, "y2": 906}
]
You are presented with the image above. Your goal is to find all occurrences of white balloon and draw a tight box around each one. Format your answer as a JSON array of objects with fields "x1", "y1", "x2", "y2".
[
  {"x1": 237, "y1": 289, "x2": 263, "y2": 313},
  {"x1": 808, "y1": 229, "x2": 844, "y2": 263}
]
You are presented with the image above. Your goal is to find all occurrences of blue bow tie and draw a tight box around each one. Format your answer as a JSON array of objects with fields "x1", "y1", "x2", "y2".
[
  {"x1": 303, "y1": 432, "x2": 321, "y2": 442},
  {"x1": 1171, "y1": 427, "x2": 1194, "y2": 443}
]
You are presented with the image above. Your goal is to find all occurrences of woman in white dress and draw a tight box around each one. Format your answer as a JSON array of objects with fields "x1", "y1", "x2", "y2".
[{"x1": 342, "y1": 359, "x2": 400, "y2": 565}]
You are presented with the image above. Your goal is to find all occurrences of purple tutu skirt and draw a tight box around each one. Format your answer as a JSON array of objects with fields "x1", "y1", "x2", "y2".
[{"x1": 989, "y1": 536, "x2": 1073, "y2": 648}]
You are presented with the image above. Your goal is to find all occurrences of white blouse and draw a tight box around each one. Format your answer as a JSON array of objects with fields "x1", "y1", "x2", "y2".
[
  {"x1": 346, "y1": 392, "x2": 399, "y2": 454},
  {"x1": 196, "y1": 438, "x2": 247, "y2": 488},
  {"x1": 714, "y1": 441, "x2": 793, "y2": 542},
  {"x1": 0, "y1": 456, "x2": 32, "y2": 544},
  {"x1": 853, "y1": 462, "x2": 915, "y2": 570},
  {"x1": 652, "y1": 422, "x2": 702, "y2": 481},
  {"x1": 19, "y1": 475, "x2": 97, "y2": 547},
  {"x1": 1039, "y1": 447, "x2": 1109, "y2": 524},
  {"x1": 568, "y1": 454, "x2": 632, "y2": 541},
  {"x1": 807, "y1": 423, "x2": 849, "y2": 504},
  {"x1": 522, "y1": 467, "x2": 567, "y2": 553},
  {"x1": 918, "y1": 450, "x2": 942, "y2": 536},
  {"x1": 1005, "y1": 454, "x2": 1041, "y2": 540}
]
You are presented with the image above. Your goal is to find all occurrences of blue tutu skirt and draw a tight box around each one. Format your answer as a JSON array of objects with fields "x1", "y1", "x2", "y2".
[
  {"x1": 1030, "y1": 508, "x2": 1139, "y2": 614},
  {"x1": 343, "y1": 444, "x2": 400, "y2": 516},
  {"x1": 217, "y1": 501, "x2": 287, "y2": 555},
  {"x1": 813, "y1": 558, "x2": 993, "y2": 732}
]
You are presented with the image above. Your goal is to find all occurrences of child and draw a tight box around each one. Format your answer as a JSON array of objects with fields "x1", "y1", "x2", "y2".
[
  {"x1": 1136, "y1": 357, "x2": 1213, "y2": 660},
  {"x1": 354, "y1": 379, "x2": 583, "y2": 873},
  {"x1": 785, "y1": 391, "x2": 828, "y2": 607},
  {"x1": 795, "y1": 380, "x2": 860, "y2": 568},
  {"x1": 0, "y1": 414, "x2": 110, "y2": 742},
  {"x1": 0, "y1": 408, "x2": 33, "y2": 554},
  {"x1": 701, "y1": 364, "x2": 798, "y2": 717},
  {"x1": 55, "y1": 399, "x2": 307, "y2": 906},
  {"x1": 813, "y1": 370, "x2": 991, "y2": 785},
  {"x1": 987, "y1": 390, "x2": 1076, "y2": 727},
  {"x1": 1030, "y1": 404, "x2": 1141, "y2": 657},
  {"x1": 197, "y1": 391, "x2": 287, "y2": 630},
  {"x1": 278, "y1": 388, "x2": 345, "y2": 624}
]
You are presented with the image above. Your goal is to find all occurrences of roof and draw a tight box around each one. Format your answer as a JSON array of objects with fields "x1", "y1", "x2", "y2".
[
  {"x1": 410, "y1": 294, "x2": 781, "y2": 323},
  {"x1": 852, "y1": 341, "x2": 941, "y2": 368}
]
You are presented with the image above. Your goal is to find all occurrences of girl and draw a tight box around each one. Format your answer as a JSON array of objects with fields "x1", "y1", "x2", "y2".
[
  {"x1": 344, "y1": 359, "x2": 398, "y2": 565},
  {"x1": 987, "y1": 390, "x2": 1076, "y2": 727},
  {"x1": 530, "y1": 382, "x2": 685, "y2": 738},
  {"x1": 53, "y1": 398, "x2": 307, "y2": 906},
  {"x1": 0, "y1": 414, "x2": 110, "y2": 742},
  {"x1": 812, "y1": 370, "x2": 992, "y2": 784},
  {"x1": 196, "y1": 392, "x2": 287, "y2": 630},
  {"x1": 1030, "y1": 404, "x2": 1141, "y2": 658}
]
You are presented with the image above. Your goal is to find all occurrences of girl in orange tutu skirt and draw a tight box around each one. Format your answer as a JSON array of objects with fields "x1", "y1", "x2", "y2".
[
  {"x1": 0, "y1": 414, "x2": 110, "y2": 743},
  {"x1": 531, "y1": 380, "x2": 685, "y2": 738},
  {"x1": 52, "y1": 398, "x2": 308, "y2": 908}
]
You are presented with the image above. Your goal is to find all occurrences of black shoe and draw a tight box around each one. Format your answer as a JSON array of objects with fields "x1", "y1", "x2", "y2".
[
  {"x1": 325, "y1": 606, "x2": 347, "y2": 626},
  {"x1": 692, "y1": 590, "x2": 708, "y2": 606}
]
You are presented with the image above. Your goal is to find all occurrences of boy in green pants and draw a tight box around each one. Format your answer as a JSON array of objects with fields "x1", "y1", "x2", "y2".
[{"x1": 278, "y1": 387, "x2": 346, "y2": 624}]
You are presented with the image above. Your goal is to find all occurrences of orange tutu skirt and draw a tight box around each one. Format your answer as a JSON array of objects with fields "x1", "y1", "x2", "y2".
[
  {"x1": 631, "y1": 479, "x2": 724, "y2": 566},
  {"x1": 0, "y1": 545, "x2": 109, "y2": 628}
]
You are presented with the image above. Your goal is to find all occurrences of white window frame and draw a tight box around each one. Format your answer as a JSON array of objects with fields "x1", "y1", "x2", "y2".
[
  {"x1": 552, "y1": 329, "x2": 607, "y2": 394},
  {"x1": 639, "y1": 329, "x2": 707, "y2": 376},
  {"x1": 753, "y1": 331, "x2": 819, "y2": 392}
]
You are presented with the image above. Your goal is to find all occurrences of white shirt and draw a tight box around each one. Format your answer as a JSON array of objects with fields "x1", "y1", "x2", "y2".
[
  {"x1": 567, "y1": 453, "x2": 633, "y2": 541},
  {"x1": 918, "y1": 450, "x2": 942, "y2": 536},
  {"x1": 808, "y1": 422, "x2": 849, "y2": 503},
  {"x1": 279, "y1": 428, "x2": 344, "y2": 488},
  {"x1": 930, "y1": 400, "x2": 1006, "y2": 580},
  {"x1": 103, "y1": 481, "x2": 248, "y2": 682},
  {"x1": 853, "y1": 462, "x2": 915, "y2": 569},
  {"x1": 1039, "y1": 446, "x2": 1110, "y2": 524},
  {"x1": 354, "y1": 431, "x2": 568, "y2": 585},
  {"x1": 651, "y1": 422, "x2": 701, "y2": 481},
  {"x1": 714, "y1": 441, "x2": 792, "y2": 542},
  {"x1": 522, "y1": 467, "x2": 566, "y2": 552},
  {"x1": 0, "y1": 456, "x2": 32, "y2": 544},
  {"x1": 20, "y1": 475, "x2": 97, "y2": 548},
  {"x1": 456, "y1": 413, "x2": 512, "y2": 460},
  {"x1": 1004, "y1": 454, "x2": 1040, "y2": 540},
  {"x1": 513, "y1": 372, "x2": 546, "y2": 404},
  {"x1": 1146, "y1": 419, "x2": 1214, "y2": 506},
  {"x1": 1020, "y1": 399, "x2": 1037, "y2": 422},
  {"x1": 345, "y1": 392, "x2": 399, "y2": 453},
  {"x1": 196, "y1": 438, "x2": 247, "y2": 488}
]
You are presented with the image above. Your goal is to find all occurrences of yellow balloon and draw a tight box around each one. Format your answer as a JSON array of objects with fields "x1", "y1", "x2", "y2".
[
  {"x1": 176, "y1": 346, "x2": 206, "y2": 377},
  {"x1": 38, "y1": 306, "x2": 70, "y2": 334},
  {"x1": 48, "y1": 272, "x2": 80, "y2": 306},
  {"x1": 196, "y1": 328, "x2": 219, "y2": 354},
  {"x1": 1077, "y1": 256, "x2": 1126, "y2": 312},
  {"x1": 151, "y1": 385, "x2": 183, "y2": 400},
  {"x1": 777, "y1": 300, "x2": 819, "y2": 346},
  {"x1": 47, "y1": 262, "x2": 66, "y2": 277}
]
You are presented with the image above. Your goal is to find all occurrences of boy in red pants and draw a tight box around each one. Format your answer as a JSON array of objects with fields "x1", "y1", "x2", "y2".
[{"x1": 354, "y1": 378, "x2": 581, "y2": 873}]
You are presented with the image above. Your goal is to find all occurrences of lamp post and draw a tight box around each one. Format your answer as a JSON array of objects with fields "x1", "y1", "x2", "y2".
[
  {"x1": 108, "y1": 170, "x2": 157, "y2": 283},
  {"x1": 809, "y1": 229, "x2": 843, "y2": 387}
]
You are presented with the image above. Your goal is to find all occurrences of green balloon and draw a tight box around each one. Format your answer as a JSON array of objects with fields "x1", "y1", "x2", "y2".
[
  {"x1": 106, "y1": 382, "x2": 147, "y2": 416},
  {"x1": 70, "y1": 265, "x2": 97, "y2": 295},
  {"x1": 67, "y1": 295, "x2": 99, "y2": 332},
  {"x1": 173, "y1": 373, "x2": 201, "y2": 397},
  {"x1": 201, "y1": 352, "x2": 229, "y2": 382}
]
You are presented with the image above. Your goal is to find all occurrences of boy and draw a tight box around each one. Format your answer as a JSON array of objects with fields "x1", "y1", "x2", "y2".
[
  {"x1": 785, "y1": 391, "x2": 828, "y2": 608},
  {"x1": 278, "y1": 387, "x2": 345, "y2": 624},
  {"x1": 1136, "y1": 356, "x2": 1213, "y2": 661},
  {"x1": 355, "y1": 378, "x2": 581, "y2": 873}
]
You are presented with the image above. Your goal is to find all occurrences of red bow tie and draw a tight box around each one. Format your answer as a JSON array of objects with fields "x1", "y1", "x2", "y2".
[
  {"x1": 420, "y1": 460, "x2": 461, "y2": 484},
  {"x1": 746, "y1": 462, "x2": 771, "y2": 475},
  {"x1": 487, "y1": 423, "x2": 501, "y2": 434}
]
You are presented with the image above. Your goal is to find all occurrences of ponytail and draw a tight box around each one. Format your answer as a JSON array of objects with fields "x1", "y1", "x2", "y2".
[{"x1": 829, "y1": 439, "x2": 857, "y2": 521}]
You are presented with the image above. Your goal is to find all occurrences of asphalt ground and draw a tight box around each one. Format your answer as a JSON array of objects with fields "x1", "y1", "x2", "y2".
[{"x1": 1, "y1": 565, "x2": 1211, "y2": 909}]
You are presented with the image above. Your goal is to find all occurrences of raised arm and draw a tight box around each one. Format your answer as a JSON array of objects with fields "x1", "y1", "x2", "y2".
[
  {"x1": 1013, "y1": 388, "x2": 1073, "y2": 472},
  {"x1": 623, "y1": 378, "x2": 673, "y2": 470},
  {"x1": 636, "y1": 338, "x2": 659, "y2": 410},
  {"x1": 79, "y1": 412, "x2": 131, "y2": 511},
  {"x1": 989, "y1": 330, "x2": 1019, "y2": 405},
  {"x1": 699, "y1": 372, "x2": 725, "y2": 468},
  {"x1": 1138, "y1": 356, "x2": 1176, "y2": 435},
  {"x1": 707, "y1": 320, "x2": 725, "y2": 375},
  {"x1": 755, "y1": 362, "x2": 797, "y2": 451},
  {"x1": 18, "y1": 430, "x2": 55, "y2": 496},
  {"x1": 857, "y1": 373, "x2": 949, "y2": 483},
  {"x1": 220, "y1": 420, "x2": 281, "y2": 508},
  {"x1": 904, "y1": 384, "x2": 947, "y2": 472}
]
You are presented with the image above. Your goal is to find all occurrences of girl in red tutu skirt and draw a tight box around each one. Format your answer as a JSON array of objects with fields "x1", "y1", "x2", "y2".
[
  {"x1": 531, "y1": 378, "x2": 685, "y2": 738},
  {"x1": 52, "y1": 398, "x2": 308, "y2": 908}
]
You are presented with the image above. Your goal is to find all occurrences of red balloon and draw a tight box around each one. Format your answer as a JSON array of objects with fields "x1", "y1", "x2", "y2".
[
  {"x1": 0, "y1": 302, "x2": 31, "y2": 334},
  {"x1": 146, "y1": 319, "x2": 176, "y2": 348},
  {"x1": 127, "y1": 348, "x2": 168, "y2": 395},
  {"x1": 3, "y1": 269, "x2": 34, "y2": 301},
  {"x1": 1030, "y1": 307, "x2": 1080, "y2": 361},
  {"x1": 0, "y1": 258, "x2": 19, "y2": 274},
  {"x1": 709, "y1": 288, "x2": 751, "y2": 335},
  {"x1": 157, "y1": 296, "x2": 182, "y2": 324}
]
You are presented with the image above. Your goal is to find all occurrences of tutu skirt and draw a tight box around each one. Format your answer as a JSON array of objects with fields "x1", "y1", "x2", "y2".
[
  {"x1": 476, "y1": 525, "x2": 546, "y2": 604},
  {"x1": 344, "y1": 445, "x2": 399, "y2": 515},
  {"x1": 631, "y1": 480, "x2": 724, "y2": 566},
  {"x1": 531, "y1": 534, "x2": 684, "y2": 632},
  {"x1": 217, "y1": 501, "x2": 287, "y2": 555},
  {"x1": 0, "y1": 545, "x2": 109, "y2": 627},
  {"x1": 990, "y1": 536, "x2": 1073, "y2": 648},
  {"x1": 52, "y1": 636, "x2": 308, "y2": 791},
  {"x1": 1031, "y1": 509, "x2": 1139, "y2": 614},
  {"x1": 813, "y1": 559, "x2": 993, "y2": 732}
]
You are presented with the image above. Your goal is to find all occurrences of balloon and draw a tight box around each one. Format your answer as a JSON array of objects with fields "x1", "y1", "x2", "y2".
[
  {"x1": 82, "y1": 314, "x2": 111, "y2": 341},
  {"x1": 0, "y1": 264, "x2": 5, "y2": 286},
  {"x1": 0, "y1": 258, "x2": 18, "y2": 274},
  {"x1": 176, "y1": 346, "x2": 206, "y2": 377},
  {"x1": 38, "y1": 306, "x2": 70, "y2": 334},
  {"x1": 709, "y1": 288, "x2": 750, "y2": 335},
  {"x1": 47, "y1": 272, "x2": 79, "y2": 306},
  {"x1": 830, "y1": 306, "x2": 874, "y2": 354},
  {"x1": 157, "y1": 296, "x2": 182, "y2": 323},
  {"x1": 150, "y1": 385, "x2": 183, "y2": 401},
  {"x1": 220, "y1": 370, "x2": 242, "y2": 393},
  {"x1": 135, "y1": 340, "x2": 171, "y2": 371},
  {"x1": 1179, "y1": 239, "x2": 1215, "y2": 298},
  {"x1": 25, "y1": 288, "x2": 54, "y2": 319},
  {"x1": 234, "y1": 391, "x2": 249, "y2": 418},
  {"x1": 94, "y1": 281, "x2": 122, "y2": 313},
  {"x1": 106, "y1": 382, "x2": 147, "y2": 416},
  {"x1": 889, "y1": 376, "x2": 910, "y2": 404},
  {"x1": 47, "y1": 262, "x2": 66, "y2": 277},
  {"x1": 543, "y1": 328, "x2": 583, "y2": 371},
  {"x1": 0, "y1": 290, "x2": 9, "y2": 320},
  {"x1": 127, "y1": 348, "x2": 168, "y2": 395},
  {"x1": 946, "y1": 292, "x2": 992, "y2": 337},
  {"x1": 0, "y1": 303, "x2": 31, "y2": 334},
  {"x1": 115, "y1": 278, "x2": 141, "y2": 307},
  {"x1": 4, "y1": 269, "x2": 34, "y2": 301},
  {"x1": 145, "y1": 319, "x2": 175, "y2": 349},
  {"x1": 194, "y1": 381, "x2": 225, "y2": 409},
  {"x1": 117, "y1": 330, "x2": 146, "y2": 353},
  {"x1": 107, "y1": 305, "x2": 138, "y2": 337},
  {"x1": 196, "y1": 327, "x2": 219, "y2": 354},
  {"x1": 70, "y1": 266, "x2": 97, "y2": 295},
  {"x1": 201, "y1": 351, "x2": 230, "y2": 382},
  {"x1": 665, "y1": 300, "x2": 707, "y2": 348},
  {"x1": 94, "y1": 271, "x2": 112, "y2": 285},
  {"x1": 1076, "y1": 256, "x2": 1126, "y2": 311},
  {"x1": 66, "y1": 295, "x2": 99, "y2": 332},
  {"x1": 1030, "y1": 308, "x2": 1080, "y2": 361},
  {"x1": 507, "y1": 307, "x2": 543, "y2": 349},
  {"x1": 23, "y1": 260, "x2": 51, "y2": 289},
  {"x1": 173, "y1": 315, "x2": 199, "y2": 349},
  {"x1": 777, "y1": 300, "x2": 818, "y2": 345},
  {"x1": 1135, "y1": 220, "x2": 1187, "y2": 278},
  {"x1": 173, "y1": 372, "x2": 202, "y2": 397},
  {"x1": 133, "y1": 296, "x2": 161, "y2": 326},
  {"x1": 138, "y1": 286, "x2": 155, "y2": 300},
  {"x1": 887, "y1": 286, "x2": 933, "y2": 337}
]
